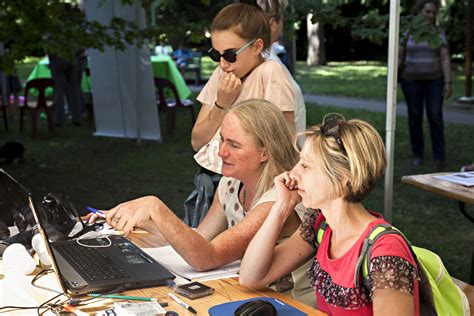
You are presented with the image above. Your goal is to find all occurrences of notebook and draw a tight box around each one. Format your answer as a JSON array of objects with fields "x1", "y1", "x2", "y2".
[{"x1": 0, "y1": 169, "x2": 175, "y2": 296}]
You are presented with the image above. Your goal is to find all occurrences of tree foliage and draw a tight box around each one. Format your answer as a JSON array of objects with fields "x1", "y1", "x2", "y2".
[
  {"x1": 0, "y1": 0, "x2": 159, "y2": 72},
  {"x1": 0, "y1": 0, "x2": 468, "y2": 73},
  {"x1": 289, "y1": 0, "x2": 466, "y2": 54}
]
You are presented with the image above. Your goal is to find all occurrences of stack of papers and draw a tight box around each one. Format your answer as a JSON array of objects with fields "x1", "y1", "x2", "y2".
[
  {"x1": 143, "y1": 246, "x2": 240, "y2": 281},
  {"x1": 434, "y1": 172, "x2": 474, "y2": 187}
]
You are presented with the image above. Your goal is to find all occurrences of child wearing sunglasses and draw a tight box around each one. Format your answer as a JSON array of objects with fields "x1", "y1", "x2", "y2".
[{"x1": 191, "y1": 2, "x2": 306, "y2": 174}]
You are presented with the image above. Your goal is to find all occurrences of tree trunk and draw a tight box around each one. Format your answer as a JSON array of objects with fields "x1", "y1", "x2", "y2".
[
  {"x1": 318, "y1": 22, "x2": 327, "y2": 66},
  {"x1": 306, "y1": 14, "x2": 319, "y2": 66},
  {"x1": 465, "y1": 0, "x2": 473, "y2": 97},
  {"x1": 307, "y1": 14, "x2": 327, "y2": 66}
]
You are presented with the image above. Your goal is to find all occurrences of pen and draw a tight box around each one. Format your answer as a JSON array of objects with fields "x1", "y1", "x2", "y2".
[
  {"x1": 87, "y1": 206, "x2": 106, "y2": 219},
  {"x1": 168, "y1": 292, "x2": 197, "y2": 314},
  {"x1": 88, "y1": 294, "x2": 156, "y2": 301}
]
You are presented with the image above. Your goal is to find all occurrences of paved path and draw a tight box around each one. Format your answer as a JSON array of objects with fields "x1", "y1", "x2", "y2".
[
  {"x1": 303, "y1": 94, "x2": 474, "y2": 126},
  {"x1": 189, "y1": 85, "x2": 474, "y2": 126}
]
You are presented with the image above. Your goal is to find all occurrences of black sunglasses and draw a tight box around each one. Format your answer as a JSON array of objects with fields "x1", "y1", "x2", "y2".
[
  {"x1": 207, "y1": 39, "x2": 256, "y2": 63},
  {"x1": 320, "y1": 114, "x2": 346, "y2": 154}
]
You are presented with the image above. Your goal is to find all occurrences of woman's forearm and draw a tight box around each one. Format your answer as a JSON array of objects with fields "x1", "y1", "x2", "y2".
[
  {"x1": 191, "y1": 105, "x2": 228, "y2": 151},
  {"x1": 150, "y1": 203, "x2": 224, "y2": 271},
  {"x1": 239, "y1": 203, "x2": 290, "y2": 288}
]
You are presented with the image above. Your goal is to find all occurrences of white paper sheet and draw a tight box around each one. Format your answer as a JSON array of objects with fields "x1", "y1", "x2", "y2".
[
  {"x1": 143, "y1": 246, "x2": 240, "y2": 281},
  {"x1": 434, "y1": 172, "x2": 474, "y2": 187}
]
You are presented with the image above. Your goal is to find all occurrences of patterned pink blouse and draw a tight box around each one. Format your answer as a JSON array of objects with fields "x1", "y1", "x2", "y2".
[{"x1": 300, "y1": 210, "x2": 420, "y2": 315}]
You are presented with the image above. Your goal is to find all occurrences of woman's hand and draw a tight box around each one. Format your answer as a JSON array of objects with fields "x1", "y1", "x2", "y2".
[
  {"x1": 216, "y1": 72, "x2": 241, "y2": 108},
  {"x1": 84, "y1": 210, "x2": 109, "y2": 224},
  {"x1": 274, "y1": 172, "x2": 301, "y2": 214},
  {"x1": 444, "y1": 83, "x2": 453, "y2": 98},
  {"x1": 105, "y1": 196, "x2": 161, "y2": 235}
]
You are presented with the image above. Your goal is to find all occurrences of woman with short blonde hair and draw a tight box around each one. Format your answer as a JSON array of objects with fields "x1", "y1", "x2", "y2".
[
  {"x1": 241, "y1": 115, "x2": 421, "y2": 315},
  {"x1": 297, "y1": 117, "x2": 386, "y2": 202}
]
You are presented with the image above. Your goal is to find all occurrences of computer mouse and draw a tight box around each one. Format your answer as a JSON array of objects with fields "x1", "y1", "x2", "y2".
[{"x1": 234, "y1": 299, "x2": 277, "y2": 316}]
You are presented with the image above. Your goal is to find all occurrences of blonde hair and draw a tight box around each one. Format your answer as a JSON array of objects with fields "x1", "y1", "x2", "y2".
[
  {"x1": 211, "y1": 3, "x2": 271, "y2": 50},
  {"x1": 230, "y1": 99, "x2": 298, "y2": 205},
  {"x1": 298, "y1": 116, "x2": 387, "y2": 202}
]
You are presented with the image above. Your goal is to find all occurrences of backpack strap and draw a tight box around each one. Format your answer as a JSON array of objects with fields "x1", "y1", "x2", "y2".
[
  {"x1": 354, "y1": 223, "x2": 415, "y2": 289},
  {"x1": 314, "y1": 219, "x2": 328, "y2": 248}
]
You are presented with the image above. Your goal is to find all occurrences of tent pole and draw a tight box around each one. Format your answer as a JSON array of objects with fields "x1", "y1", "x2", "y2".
[
  {"x1": 135, "y1": 3, "x2": 142, "y2": 145},
  {"x1": 384, "y1": 0, "x2": 401, "y2": 222}
]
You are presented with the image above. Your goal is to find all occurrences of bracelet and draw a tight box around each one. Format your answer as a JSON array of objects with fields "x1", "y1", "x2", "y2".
[{"x1": 214, "y1": 102, "x2": 227, "y2": 110}]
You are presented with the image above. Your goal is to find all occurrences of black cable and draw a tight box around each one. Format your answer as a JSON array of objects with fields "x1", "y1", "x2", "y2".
[
  {"x1": 37, "y1": 293, "x2": 64, "y2": 316},
  {"x1": 40, "y1": 297, "x2": 69, "y2": 316},
  {"x1": 30, "y1": 268, "x2": 62, "y2": 293},
  {"x1": 0, "y1": 306, "x2": 40, "y2": 313}
]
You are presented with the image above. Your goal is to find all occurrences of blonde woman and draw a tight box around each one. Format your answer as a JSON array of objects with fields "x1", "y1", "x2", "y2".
[
  {"x1": 240, "y1": 115, "x2": 420, "y2": 315},
  {"x1": 87, "y1": 100, "x2": 313, "y2": 303}
]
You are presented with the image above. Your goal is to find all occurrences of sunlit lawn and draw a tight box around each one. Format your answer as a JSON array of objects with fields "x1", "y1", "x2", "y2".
[
  {"x1": 294, "y1": 60, "x2": 466, "y2": 104},
  {"x1": 203, "y1": 57, "x2": 466, "y2": 104}
]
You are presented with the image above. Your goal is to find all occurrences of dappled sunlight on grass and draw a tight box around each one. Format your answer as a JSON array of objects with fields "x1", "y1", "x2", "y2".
[{"x1": 296, "y1": 61, "x2": 464, "y2": 102}]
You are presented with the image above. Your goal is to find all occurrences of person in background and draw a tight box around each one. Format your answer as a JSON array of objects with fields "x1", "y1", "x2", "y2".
[
  {"x1": 240, "y1": 115, "x2": 419, "y2": 315},
  {"x1": 155, "y1": 41, "x2": 172, "y2": 56},
  {"x1": 460, "y1": 163, "x2": 474, "y2": 172},
  {"x1": 172, "y1": 44, "x2": 192, "y2": 76},
  {"x1": 0, "y1": 39, "x2": 22, "y2": 117},
  {"x1": 49, "y1": 4, "x2": 85, "y2": 127},
  {"x1": 255, "y1": 0, "x2": 306, "y2": 141},
  {"x1": 0, "y1": 71, "x2": 21, "y2": 117},
  {"x1": 87, "y1": 99, "x2": 313, "y2": 304},
  {"x1": 272, "y1": 37, "x2": 290, "y2": 68},
  {"x1": 399, "y1": 0, "x2": 452, "y2": 171}
]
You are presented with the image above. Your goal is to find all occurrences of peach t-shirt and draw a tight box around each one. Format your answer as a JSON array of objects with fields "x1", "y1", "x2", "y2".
[{"x1": 195, "y1": 60, "x2": 305, "y2": 173}]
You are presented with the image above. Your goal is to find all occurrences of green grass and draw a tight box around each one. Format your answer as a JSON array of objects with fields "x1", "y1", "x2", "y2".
[
  {"x1": 294, "y1": 60, "x2": 466, "y2": 105},
  {"x1": 1, "y1": 100, "x2": 472, "y2": 283},
  {"x1": 203, "y1": 58, "x2": 466, "y2": 106}
]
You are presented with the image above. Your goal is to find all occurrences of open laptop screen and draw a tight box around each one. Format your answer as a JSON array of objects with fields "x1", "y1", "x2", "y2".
[
  {"x1": 0, "y1": 169, "x2": 35, "y2": 232},
  {"x1": 0, "y1": 169, "x2": 82, "y2": 242}
]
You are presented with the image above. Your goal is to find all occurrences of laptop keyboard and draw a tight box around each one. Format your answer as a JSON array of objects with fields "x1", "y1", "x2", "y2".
[{"x1": 55, "y1": 242, "x2": 131, "y2": 282}]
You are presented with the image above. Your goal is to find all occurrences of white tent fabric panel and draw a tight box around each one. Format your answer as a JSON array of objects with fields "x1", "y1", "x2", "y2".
[{"x1": 84, "y1": 0, "x2": 162, "y2": 141}]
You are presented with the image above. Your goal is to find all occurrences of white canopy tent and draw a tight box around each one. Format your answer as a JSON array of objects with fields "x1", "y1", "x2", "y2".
[{"x1": 384, "y1": 0, "x2": 401, "y2": 221}]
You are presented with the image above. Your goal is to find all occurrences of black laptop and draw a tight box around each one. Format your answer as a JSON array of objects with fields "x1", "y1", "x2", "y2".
[{"x1": 0, "y1": 169, "x2": 175, "y2": 296}]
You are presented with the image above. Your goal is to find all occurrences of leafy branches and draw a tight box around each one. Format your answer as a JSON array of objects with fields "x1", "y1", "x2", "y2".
[{"x1": 0, "y1": 0, "x2": 159, "y2": 72}]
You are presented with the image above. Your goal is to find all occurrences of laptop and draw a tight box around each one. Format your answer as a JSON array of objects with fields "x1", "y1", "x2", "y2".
[{"x1": 0, "y1": 169, "x2": 175, "y2": 296}]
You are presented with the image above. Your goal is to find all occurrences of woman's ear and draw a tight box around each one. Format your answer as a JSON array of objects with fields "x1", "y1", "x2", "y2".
[
  {"x1": 260, "y1": 149, "x2": 268, "y2": 163},
  {"x1": 253, "y1": 38, "x2": 265, "y2": 55},
  {"x1": 342, "y1": 176, "x2": 351, "y2": 195}
]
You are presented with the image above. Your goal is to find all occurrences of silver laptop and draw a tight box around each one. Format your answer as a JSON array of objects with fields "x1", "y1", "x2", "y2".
[{"x1": 0, "y1": 169, "x2": 175, "y2": 296}]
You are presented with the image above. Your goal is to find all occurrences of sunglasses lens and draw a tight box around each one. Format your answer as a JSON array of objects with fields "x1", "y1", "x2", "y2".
[
  {"x1": 222, "y1": 52, "x2": 237, "y2": 63},
  {"x1": 324, "y1": 120, "x2": 339, "y2": 136},
  {"x1": 208, "y1": 49, "x2": 221, "y2": 62}
]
